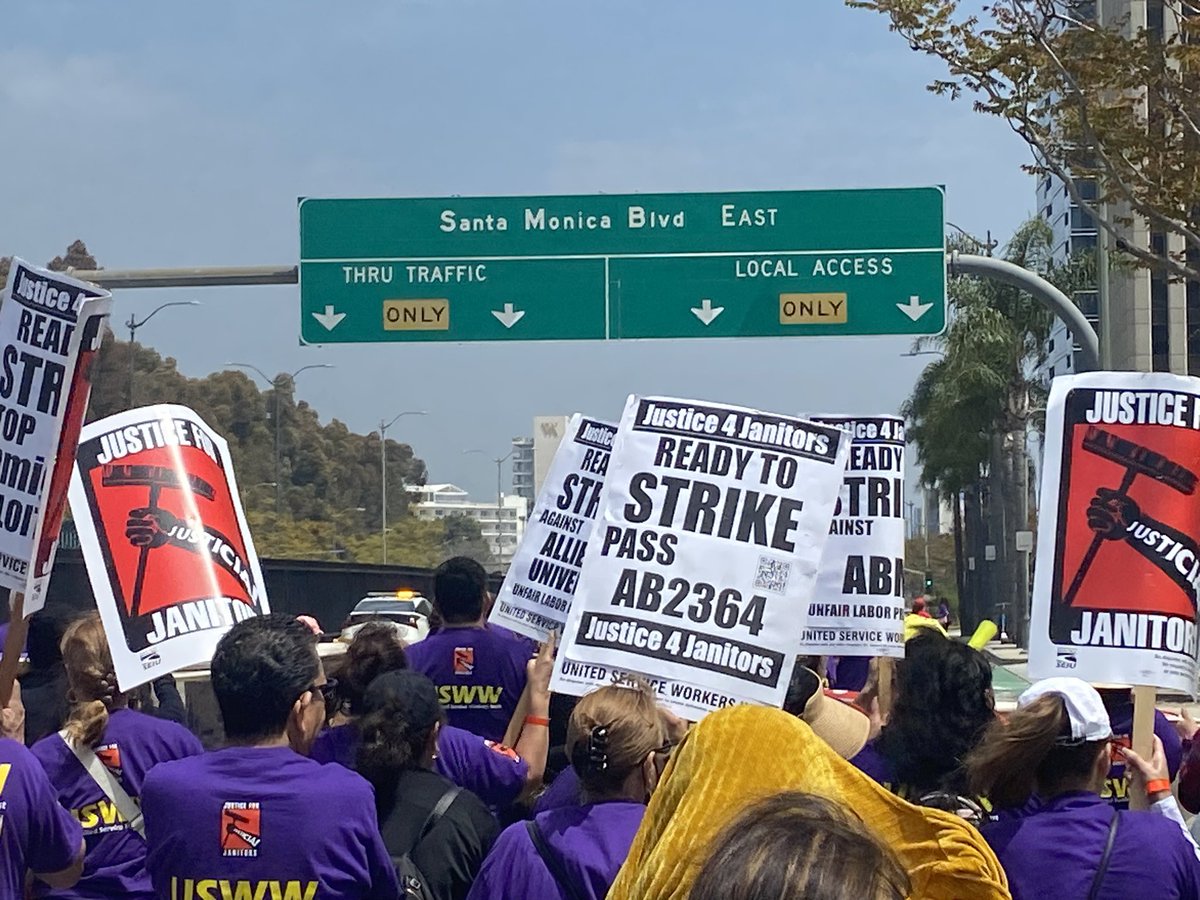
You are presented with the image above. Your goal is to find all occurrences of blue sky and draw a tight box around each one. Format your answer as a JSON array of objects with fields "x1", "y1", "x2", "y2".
[{"x1": 0, "y1": 0, "x2": 1033, "y2": 498}]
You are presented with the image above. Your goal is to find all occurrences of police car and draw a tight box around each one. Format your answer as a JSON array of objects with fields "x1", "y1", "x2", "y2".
[{"x1": 338, "y1": 590, "x2": 433, "y2": 646}]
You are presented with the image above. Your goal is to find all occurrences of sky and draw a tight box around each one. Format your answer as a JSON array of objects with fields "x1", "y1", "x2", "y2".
[{"x1": 0, "y1": 0, "x2": 1034, "y2": 499}]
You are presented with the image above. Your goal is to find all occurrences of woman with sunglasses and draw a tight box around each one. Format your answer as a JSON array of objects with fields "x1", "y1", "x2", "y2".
[
  {"x1": 467, "y1": 682, "x2": 669, "y2": 900},
  {"x1": 967, "y1": 677, "x2": 1200, "y2": 900}
]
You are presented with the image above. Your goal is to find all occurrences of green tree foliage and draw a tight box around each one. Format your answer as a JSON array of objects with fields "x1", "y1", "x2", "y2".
[
  {"x1": 3, "y1": 242, "x2": 490, "y2": 567},
  {"x1": 848, "y1": 0, "x2": 1200, "y2": 281}
]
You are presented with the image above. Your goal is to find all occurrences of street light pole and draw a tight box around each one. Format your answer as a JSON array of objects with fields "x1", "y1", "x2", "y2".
[
  {"x1": 126, "y1": 301, "x2": 201, "y2": 407},
  {"x1": 227, "y1": 362, "x2": 333, "y2": 514},
  {"x1": 379, "y1": 411, "x2": 427, "y2": 565}
]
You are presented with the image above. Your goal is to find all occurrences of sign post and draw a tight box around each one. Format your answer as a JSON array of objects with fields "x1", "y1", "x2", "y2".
[{"x1": 299, "y1": 188, "x2": 946, "y2": 344}]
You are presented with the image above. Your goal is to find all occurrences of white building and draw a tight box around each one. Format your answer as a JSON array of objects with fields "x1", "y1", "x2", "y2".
[
  {"x1": 532, "y1": 416, "x2": 571, "y2": 494},
  {"x1": 407, "y1": 483, "x2": 528, "y2": 569},
  {"x1": 511, "y1": 437, "x2": 535, "y2": 504}
]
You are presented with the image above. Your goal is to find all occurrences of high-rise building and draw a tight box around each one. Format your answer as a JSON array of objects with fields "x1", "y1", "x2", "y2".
[
  {"x1": 1038, "y1": 0, "x2": 1195, "y2": 378},
  {"x1": 407, "y1": 484, "x2": 529, "y2": 569},
  {"x1": 511, "y1": 437, "x2": 534, "y2": 504}
]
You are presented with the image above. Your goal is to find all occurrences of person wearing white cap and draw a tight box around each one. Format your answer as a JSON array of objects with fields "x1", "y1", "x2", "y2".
[{"x1": 967, "y1": 677, "x2": 1200, "y2": 899}]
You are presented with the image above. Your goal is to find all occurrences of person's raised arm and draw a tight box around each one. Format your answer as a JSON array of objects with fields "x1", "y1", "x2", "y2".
[
  {"x1": 514, "y1": 632, "x2": 555, "y2": 802},
  {"x1": 1123, "y1": 736, "x2": 1200, "y2": 862}
]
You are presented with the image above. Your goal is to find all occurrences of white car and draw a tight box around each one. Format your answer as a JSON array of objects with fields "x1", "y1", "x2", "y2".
[{"x1": 339, "y1": 591, "x2": 432, "y2": 646}]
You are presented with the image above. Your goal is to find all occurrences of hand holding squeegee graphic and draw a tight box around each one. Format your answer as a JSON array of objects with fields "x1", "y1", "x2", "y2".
[
  {"x1": 101, "y1": 464, "x2": 216, "y2": 618},
  {"x1": 1064, "y1": 427, "x2": 1198, "y2": 606}
]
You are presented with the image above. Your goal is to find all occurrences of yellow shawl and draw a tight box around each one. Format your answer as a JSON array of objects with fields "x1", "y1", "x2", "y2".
[{"x1": 607, "y1": 705, "x2": 1009, "y2": 900}]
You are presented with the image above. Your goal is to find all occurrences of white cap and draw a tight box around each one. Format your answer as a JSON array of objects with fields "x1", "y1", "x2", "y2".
[{"x1": 1018, "y1": 677, "x2": 1114, "y2": 742}]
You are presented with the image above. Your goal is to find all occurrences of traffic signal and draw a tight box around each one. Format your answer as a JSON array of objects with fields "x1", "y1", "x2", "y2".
[{"x1": 924, "y1": 571, "x2": 934, "y2": 592}]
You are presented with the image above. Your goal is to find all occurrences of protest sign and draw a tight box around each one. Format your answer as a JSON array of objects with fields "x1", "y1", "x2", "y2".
[
  {"x1": 1029, "y1": 372, "x2": 1200, "y2": 694},
  {"x1": 556, "y1": 395, "x2": 851, "y2": 711},
  {"x1": 0, "y1": 260, "x2": 111, "y2": 615},
  {"x1": 800, "y1": 415, "x2": 906, "y2": 657},
  {"x1": 68, "y1": 405, "x2": 269, "y2": 690},
  {"x1": 490, "y1": 414, "x2": 616, "y2": 641}
]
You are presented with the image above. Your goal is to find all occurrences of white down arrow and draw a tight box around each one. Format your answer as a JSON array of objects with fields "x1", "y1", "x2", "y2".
[{"x1": 691, "y1": 298, "x2": 725, "y2": 325}]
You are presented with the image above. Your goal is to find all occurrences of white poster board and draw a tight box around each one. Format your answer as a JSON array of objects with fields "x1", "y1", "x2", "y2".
[
  {"x1": 490, "y1": 415, "x2": 616, "y2": 641},
  {"x1": 0, "y1": 260, "x2": 112, "y2": 614},
  {"x1": 1029, "y1": 372, "x2": 1200, "y2": 694},
  {"x1": 799, "y1": 415, "x2": 906, "y2": 657},
  {"x1": 555, "y1": 395, "x2": 851, "y2": 711},
  {"x1": 69, "y1": 405, "x2": 270, "y2": 690}
]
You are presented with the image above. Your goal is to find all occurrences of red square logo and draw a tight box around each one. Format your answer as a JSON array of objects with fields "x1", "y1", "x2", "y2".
[
  {"x1": 221, "y1": 802, "x2": 261, "y2": 857},
  {"x1": 453, "y1": 647, "x2": 474, "y2": 675}
]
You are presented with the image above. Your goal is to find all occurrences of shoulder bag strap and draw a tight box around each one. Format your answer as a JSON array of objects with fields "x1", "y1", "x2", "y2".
[
  {"x1": 410, "y1": 785, "x2": 461, "y2": 854},
  {"x1": 57, "y1": 730, "x2": 145, "y2": 838},
  {"x1": 1087, "y1": 809, "x2": 1121, "y2": 900},
  {"x1": 526, "y1": 819, "x2": 588, "y2": 900}
]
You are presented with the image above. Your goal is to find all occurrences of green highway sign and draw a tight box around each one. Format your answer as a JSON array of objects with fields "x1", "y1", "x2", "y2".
[{"x1": 298, "y1": 188, "x2": 946, "y2": 344}]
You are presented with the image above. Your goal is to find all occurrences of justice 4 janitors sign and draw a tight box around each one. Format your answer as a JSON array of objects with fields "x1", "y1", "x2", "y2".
[
  {"x1": 69, "y1": 405, "x2": 270, "y2": 690},
  {"x1": 801, "y1": 415, "x2": 906, "y2": 657},
  {"x1": 556, "y1": 396, "x2": 851, "y2": 710},
  {"x1": 489, "y1": 415, "x2": 616, "y2": 641},
  {"x1": 1029, "y1": 372, "x2": 1200, "y2": 693},
  {"x1": 0, "y1": 260, "x2": 111, "y2": 614}
]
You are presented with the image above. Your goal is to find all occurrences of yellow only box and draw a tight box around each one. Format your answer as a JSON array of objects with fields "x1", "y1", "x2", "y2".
[
  {"x1": 779, "y1": 292, "x2": 848, "y2": 324},
  {"x1": 383, "y1": 299, "x2": 450, "y2": 331}
]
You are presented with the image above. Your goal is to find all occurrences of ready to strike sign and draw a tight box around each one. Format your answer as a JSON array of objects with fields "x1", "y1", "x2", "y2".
[
  {"x1": 1030, "y1": 372, "x2": 1200, "y2": 694},
  {"x1": 801, "y1": 415, "x2": 906, "y2": 657},
  {"x1": 0, "y1": 260, "x2": 111, "y2": 614},
  {"x1": 489, "y1": 415, "x2": 616, "y2": 641},
  {"x1": 558, "y1": 395, "x2": 851, "y2": 709}
]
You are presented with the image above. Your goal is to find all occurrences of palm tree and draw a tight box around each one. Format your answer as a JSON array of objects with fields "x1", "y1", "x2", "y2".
[{"x1": 906, "y1": 219, "x2": 1089, "y2": 644}]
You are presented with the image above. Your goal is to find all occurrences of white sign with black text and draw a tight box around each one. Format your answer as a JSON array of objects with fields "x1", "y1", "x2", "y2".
[
  {"x1": 0, "y1": 260, "x2": 111, "y2": 614},
  {"x1": 490, "y1": 415, "x2": 616, "y2": 641},
  {"x1": 556, "y1": 396, "x2": 851, "y2": 710},
  {"x1": 799, "y1": 415, "x2": 906, "y2": 657}
]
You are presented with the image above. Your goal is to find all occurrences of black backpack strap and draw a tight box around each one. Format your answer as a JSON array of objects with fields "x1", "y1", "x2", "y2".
[
  {"x1": 1087, "y1": 809, "x2": 1121, "y2": 900},
  {"x1": 413, "y1": 785, "x2": 461, "y2": 852},
  {"x1": 526, "y1": 819, "x2": 587, "y2": 900}
]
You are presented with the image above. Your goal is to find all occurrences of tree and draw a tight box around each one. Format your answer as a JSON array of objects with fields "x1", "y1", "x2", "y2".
[
  {"x1": 848, "y1": 0, "x2": 1200, "y2": 282},
  {"x1": 905, "y1": 221, "x2": 1086, "y2": 642}
]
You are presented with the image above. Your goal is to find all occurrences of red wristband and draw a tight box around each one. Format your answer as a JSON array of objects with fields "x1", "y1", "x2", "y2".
[
  {"x1": 524, "y1": 715, "x2": 550, "y2": 727},
  {"x1": 1146, "y1": 778, "x2": 1172, "y2": 796}
]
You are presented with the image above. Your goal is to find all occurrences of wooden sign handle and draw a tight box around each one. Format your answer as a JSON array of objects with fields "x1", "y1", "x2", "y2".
[{"x1": 1129, "y1": 683, "x2": 1156, "y2": 812}]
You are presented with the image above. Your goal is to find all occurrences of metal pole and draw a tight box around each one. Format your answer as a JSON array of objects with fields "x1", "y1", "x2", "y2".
[
  {"x1": 127, "y1": 320, "x2": 136, "y2": 408},
  {"x1": 274, "y1": 379, "x2": 282, "y2": 515},
  {"x1": 68, "y1": 265, "x2": 298, "y2": 289},
  {"x1": 1097, "y1": 226, "x2": 1113, "y2": 369},
  {"x1": 381, "y1": 421, "x2": 388, "y2": 565},
  {"x1": 951, "y1": 251, "x2": 1101, "y2": 371}
]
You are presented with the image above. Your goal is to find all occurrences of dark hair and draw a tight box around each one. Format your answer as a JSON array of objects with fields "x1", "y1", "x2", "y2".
[
  {"x1": 211, "y1": 614, "x2": 319, "y2": 742},
  {"x1": 433, "y1": 556, "x2": 487, "y2": 624},
  {"x1": 783, "y1": 664, "x2": 821, "y2": 718},
  {"x1": 967, "y1": 693, "x2": 1107, "y2": 809},
  {"x1": 876, "y1": 632, "x2": 994, "y2": 795},
  {"x1": 28, "y1": 607, "x2": 74, "y2": 671},
  {"x1": 688, "y1": 792, "x2": 910, "y2": 900},
  {"x1": 339, "y1": 623, "x2": 408, "y2": 715},
  {"x1": 356, "y1": 670, "x2": 445, "y2": 819}
]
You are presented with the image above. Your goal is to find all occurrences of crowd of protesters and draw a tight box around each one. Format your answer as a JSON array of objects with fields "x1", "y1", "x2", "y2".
[{"x1": 3, "y1": 559, "x2": 1200, "y2": 899}]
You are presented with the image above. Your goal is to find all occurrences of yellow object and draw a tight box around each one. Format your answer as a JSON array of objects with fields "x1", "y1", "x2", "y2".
[
  {"x1": 395, "y1": 589, "x2": 416, "y2": 599},
  {"x1": 382, "y1": 299, "x2": 450, "y2": 331},
  {"x1": 968, "y1": 621, "x2": 999, "y2": 650},
  {"x1": 779, "y1": 292, "x2": 848, "y2": 324},
  {"x1": 904, "y1": 613, "x2": 949, "y2": 642},
  {"x1": 607, "y1": 706, "x2": 1010, "y2": 900}
]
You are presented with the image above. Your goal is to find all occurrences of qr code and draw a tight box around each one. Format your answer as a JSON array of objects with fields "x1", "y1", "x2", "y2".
[{"x1": 754, "y1": 556, "x2": 790, "y2": 594}]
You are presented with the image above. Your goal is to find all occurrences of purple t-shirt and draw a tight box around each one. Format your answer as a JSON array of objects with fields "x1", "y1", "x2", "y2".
[
  {"x1": 310, "y1": 722, "x2": 529, "y2": 810},
  {"x1": 142, "y1": 746, "x2": 398, "y2": 900},
  {"x1": 982, "y1": 791, "x2": 1200, "y2": 899},
  {"x1": 1104, "y1": 705, "x2": 1183, "y2": 810},
  {"x1": 828, "y1": 656, "x2": 871, "y2": 692},
  {"x1": 534, "y1": 766, "x2": 583, "y2": 815},
  {"x1": 405, "y1": 625, "x2": 532, "y2": 741},
  {"x1": 0, "y1": 738, "x2": 82, "y2": 898},
  {"x1": 31, "y1": 708, "x2": 202, "y2": 899},
  {"x1": 466, "y1": 801, "x2": 645, "y2": 900}
]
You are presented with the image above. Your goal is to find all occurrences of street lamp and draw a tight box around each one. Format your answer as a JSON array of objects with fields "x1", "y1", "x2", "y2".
[
  {"x1": 126, "y1": 301, "x2": 201, "y2": 406},
  {"x1": 379, "y1": 411, "x2": 427, "y2": 565},
  {"x1": 465, "y1": 448, "x2": 517, "y2": 561},
  {"x1": 946, "y1": 221, "x2": 999, "y2": 256},
  {"x1": 226, "y1": 362, "x2": 334, "y2": 514}
]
